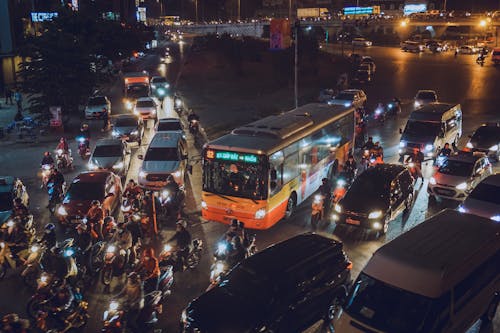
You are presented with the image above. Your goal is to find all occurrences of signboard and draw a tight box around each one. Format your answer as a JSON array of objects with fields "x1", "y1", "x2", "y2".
[
  {"x1": 49, "y1": 106, "x2": 62, "y2": 127},
  {"x1": 404, "y1": 3, "x2": 427, "y2": 16},
  {"x1": 136, "y1": 7, "x2": 147, "y2": 22},
  {"x1": 343, "y1": 6, "x2": 380, "y2": 16},
  {"x1": 270, "y1": 19, "x2": 291, "y2": 50},
  {"x1": 31, "y1": 12, "x2": 58, "y2": 22},
  {"x1": 206, "y1": 150, "x2": 259, "y2": 164}
]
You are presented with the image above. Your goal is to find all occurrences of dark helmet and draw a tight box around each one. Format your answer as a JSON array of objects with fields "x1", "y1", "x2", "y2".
[
  {"x1": 176, "y1": 220, "x2": 187, "y2": 229},
  {"x1": 104, "y1": 216, "x2": 115, "y2": 225},
  {"x1": 230, "y1": 219, "x2": 238, "y2": 227},
  {"x1": 368, "y1": 136, "x2": 373, "y2": 141},
  {"x1": 14, "y1": 197, "x2": 23, "y2": 205},
  {"x1": 45, "y1": 223, "x2": 55, "y2": 232},
  {"x1": 91, "y1": 200, "x2": 100, "y2": 206},
  {"x1": 231, "y1": 236, "x2": 242, "y2": 247},
  {"x1": 238, "y1": 221, "x2": 245, "y2": 229}
]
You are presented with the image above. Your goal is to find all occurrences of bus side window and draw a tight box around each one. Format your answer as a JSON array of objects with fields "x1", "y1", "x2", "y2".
[{"x1": 270, "y1": 164, "x2": 283, "y2": 195}]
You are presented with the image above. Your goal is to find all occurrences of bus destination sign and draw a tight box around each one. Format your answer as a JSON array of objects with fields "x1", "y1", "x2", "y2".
[{"x1": 206, "y1": 150, "x2": 258, "y2": 164}]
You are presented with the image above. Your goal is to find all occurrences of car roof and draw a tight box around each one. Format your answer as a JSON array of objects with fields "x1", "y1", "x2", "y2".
[
  {"x1": 409, "y1": 103, "x2": 459, "y2": 121},
  {"x1": 158, "y1": 118, "x2": 181, "y2": 123},
  {"x1": 149, "y1": 132, "x2": 183, "y2": 147},
  {"x1": 447, "y1": 151, "x2": 485, "y2": 163},
  {"x1": 363, "y1": 210, "x2": 500, "y2": 298},
  {"x1": 73, "y1": 171, "x2": 112, "y2": 183},
  {"x1": 136, "y1": 97, "x2": 154, "y2": 102},
  {"x1": 151, "y1": 76, "x2": 164, "y2": 80},
  {"x1": 95, "y1": 138, "x2": 123, "y2": 147},
  {"x1": 241, "y1": 233, "x2": 344, "y2": 276},
  {"x1": 478, "y1": 173, "x2": 500, "y2": 186},
  {"x1": 114, "y1": 114, "x2": 137, "y2": 121}
]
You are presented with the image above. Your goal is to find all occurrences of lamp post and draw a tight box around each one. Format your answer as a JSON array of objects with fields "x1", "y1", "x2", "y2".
[
  {"x1": 294, "y1": 20, "x2": 299, "y2": 109},
  {"x1": 237, "y1": 0, "x2": 241, "y2": 21},
  {"x1": 289, "y1": 0, "x2": 292, "y2": 20}
]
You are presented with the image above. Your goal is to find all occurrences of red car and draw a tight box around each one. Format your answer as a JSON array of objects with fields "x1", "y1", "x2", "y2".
[{"x1": 56, "y1": 171, "x2": 122, "y2": 225}]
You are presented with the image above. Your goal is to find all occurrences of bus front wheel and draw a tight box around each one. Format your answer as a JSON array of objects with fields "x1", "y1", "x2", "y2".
[{"x1": 284, "y1": 194, "x2": 296, "y2": 219}]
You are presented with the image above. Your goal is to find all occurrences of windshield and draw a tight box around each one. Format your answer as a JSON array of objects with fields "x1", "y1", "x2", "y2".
[
  {"x1": 115, "y1": 118, "x2": 137, "y2": 127},
  {"x1": 88, "y1": 97, "x2": 106, "y2": 106},
  {"x1": 344, "y1": 273, "x2": 434, "y2": 333},
  {"x1": 471, "y1": 127, "x2": 500, "y2": 146},
  {"x1": 404, "y1": 121, "x2": 440, "y2": 136},
  {"x1": 157, "y1": 121, "x2": 182, "y2": 131},
  {"x1": 93, "y1": 145, "x2": 122, "y2": 157},
  {"x1": 144, "y1": 147, "x2": 179, "y2": 161},
  {"x1": 66, "y1": 182, "x2": 104, "y2": 201},
  {"x1": 417, "y1": 92, "x2": 436, "y2": 101},
  {"x1": 126, "y1": 86, "x2": 149, "y2": 99},
  {"x1": 0, "y1": 192, "x2": 13, "y2": 211},
  {"x1": 203, "y1": 152, "x2": 267, "y2": 200},
  {"x1": 467, "y1": 182, "x2": 500, "y2": 205},
  {"x1": 335, "y1": 93, "x2": 355, "y2": 101},
  {"x1": 438, "y1": 159, "x2": 473, "y2": 177},
  {"x1": 136, "y1": 100, "x2": 155, "y2": 108},
  {"x1": 152, "y1": 77, "x2": 167, "y2": 83}
]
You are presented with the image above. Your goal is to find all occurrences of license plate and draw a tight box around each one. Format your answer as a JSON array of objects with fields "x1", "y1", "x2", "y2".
[{"x1": 346, "y1": 217, "x2": 360, "y2": 225}]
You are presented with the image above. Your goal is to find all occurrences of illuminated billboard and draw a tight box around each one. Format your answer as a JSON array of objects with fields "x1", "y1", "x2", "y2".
[
  {"x1": 31, "y1": 12, "x2": 58, "y2": 22},
  {"x1": 404, "y1": 3, "x2": 427, "y2": 16},
  {"x1": 343, "y1": 6, "x2": 380, "y2": 16}
]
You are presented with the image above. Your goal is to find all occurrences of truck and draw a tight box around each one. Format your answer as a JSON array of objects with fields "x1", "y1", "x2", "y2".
[
  {"x1": 123, "y1": 71, "x2": 150, "y2": 110},
  {"x1": 297, "y1": 7, "x2": 330, "y2": 19}
]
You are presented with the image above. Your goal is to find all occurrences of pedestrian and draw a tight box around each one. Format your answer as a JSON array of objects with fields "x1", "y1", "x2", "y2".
[
  {"x1": 454, "y1": 48, "x2": 458, "y2": 58},
  {"x1": 101, "y1": 108, "x2": 109, "y2": 131},
  {"x1": 4, "y1": 87, "x2": 13, "y2": 105},
  {"x1": 14, "y1": 89, "x2": 22, "y2": 112}
]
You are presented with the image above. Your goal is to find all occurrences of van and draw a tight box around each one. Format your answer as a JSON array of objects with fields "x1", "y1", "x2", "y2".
[
  {"x1": 333, "y1": 209, "x2": 500, "y2": 333},
  {"x1": 491, "y1": 47, "x2": 500, "y2": 65},
  {"x1": 138, "y1": 132, "x2": 188, "y2": 189},
  {"x1": 399, "y1": 103, "x2": 462, "y2": 159}
]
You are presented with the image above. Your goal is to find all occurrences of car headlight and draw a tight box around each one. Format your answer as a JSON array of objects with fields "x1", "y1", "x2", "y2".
[
  {"x1": 173, "y1": 171, "x2": 181, "y2": 178},
  {"x1": 130, "y1": 130, "x2": 138, "y2": 136},
  {"x1": 457, "y1": 205, "x2": 467, "y2": 213},
  {"x1": 399, "y1": 141, "x2": 406, "y2": 148},
  {"x1": 133, "y1": 109, "x2": 139, "y2": 115},
  {"x1": 344, "y1": 102, "x2": 352, "y2": 107},
  {"x1": 139, "y1": 170, "x2": 147, "y2": 178},
  {"x1": 334, "y1": 204, "x2": 342, "y2": 213},
  {"x1": 165, "y1": 83, "x2": 170, "y2": 88},
  {"x1": 57, "y1": 206, "x2": 68, "y2": 216},
  {"x1": 63, "y1": 248, "x2": 74, "y2": 257},
  {"x1": 30, "y1": 245, "x2": 40, "y2": 253},
  {"x1": 163, "y1": 244, "x2": 172, "y2": 252},
  {"x1": 414, "y1": 101, "x2": 421, "y2": 108},
  {"x1": 425, "y1": 144, "x2": 434, "y2": 152},
  {"x1": 88, "y1": 162, "x2": 97, "y2": 170},
  {"x1": 489, "y1": 144, "x2": 498, "y2": 151},
  {"x1": 429, "y1": 177, "x2": 437, "y2": 185},
  {"x1": 491, "y1": 215, "x2": 500, "y2": 222},
  {"x1": 255, "y1": 208, "x2": 266, "y2": 219},
  {"x1": 151, "y1": 109, "x2": 156, "y2": 114},
  {"x1": 112, "y1": 130, "x2": 119, "y2": 137},
  {"x1": 466, "y1": 142, "x2": 473, "y2": 149},
  {"x1": 125, "y1": 101, "x2": 133, "y2": 109},
  {"x1": 106, "y1": 245, "x2": 116, "y2": 253},
  {"x1": 368, "y1": 210, "x2": 382, "y2": 219},
  {"x1": 151, "y1": 84, "x2": 156, "y2": 89},
  {"x1": 113, "y1": 161, "x2": 124, "y2": 169},
  {"x1": 201, "y1": 200, "x2": 207, "y2": 209},
  {"x1": 456, "y1": 182, "x2": 468, "y2": 190}
]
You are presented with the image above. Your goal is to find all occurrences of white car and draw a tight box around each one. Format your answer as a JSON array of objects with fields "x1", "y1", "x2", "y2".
[
  {"x1": 155, "y1": 118, "x2": 186, "y2": 139},
  {"x1": 84, "y1": 96, "x2": 111, "y2": 119},
  {"x1": 414, "y1": 89, "x2": 437, "y2": 108},
  {"x1": 401, "y1": 40, "x2": 425, "y2": 53},
  {"x1": 458, "y1": 45, "x2": 478, "y2": 54},
  {"x1": 352, "y1": 37, "x2": 372, "y2": 47},
  {"x1": 133, "y1": 97, "x2": 158, "y2": 120},
  {"x1": 428, "y1": 152, "x2": 492, "y2": 201},
  {"x1": 458, "y1": 174, "x2": 500, "y2": 221},
  {"x1": 328, "y1": 89, "x2": 367, "y2": 108}
]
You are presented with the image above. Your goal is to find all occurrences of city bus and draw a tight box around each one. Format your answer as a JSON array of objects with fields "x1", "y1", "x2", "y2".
[{"x1": 201, "y1": 103, "x2": 356, "y2": 229}]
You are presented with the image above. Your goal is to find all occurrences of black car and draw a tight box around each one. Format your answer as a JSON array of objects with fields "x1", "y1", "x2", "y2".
[
  {"x1": 111, "y1": 114, "x2": 144, "y2": 144},
  {"x1": 466, "y1": 123, "x2": 500, "y2": 162},
  {"x1": 181, "y1": 234, "x2": 352, "y2": 333},
  {"x1": 353, "y1": 70, "x2": 371, "y2": 84},
  {"x1": 333, "y1": 164, "x2": 414, "y2": 236}
]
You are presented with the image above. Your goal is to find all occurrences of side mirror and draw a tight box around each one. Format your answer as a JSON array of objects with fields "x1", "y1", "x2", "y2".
[
  {"x1": 187, "y1": 164, "x2": 193, "y2": 175},
  {"x1": 138, "y1": 154, "x2": 143, "y2": 160},
  {"x1": 399, "y1": 128, "x2": 402, "y2": 134}
]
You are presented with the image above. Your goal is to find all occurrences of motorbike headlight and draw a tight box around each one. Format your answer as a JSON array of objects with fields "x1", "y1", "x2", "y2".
[
  {"x1": 40, "y1": 273, "x2": 49, "y2": 284},
  {"x1": 163, "y1": 244, "x2": 172, "y2": 253},
  {"x1": 151, "y1": 109, "x2": 156, "y2": 114},
  {"x1": 88, "y1": 162, "x2": 97, "y2": 170},
  {"x1": 77, "y1": 137, "x2": 85, "y2": 143},
  {"x1": 0, "y1": 242, "x2": 5, "y2": 249},
  {"x1": 425, "y1": 144, "x2": 434, "y2": 152},
  {"x1": 139, "y1": 170, "x2": 147, "y2": 178},
  {"x1": 6, "y1": 220, "x2": 14, "y2": 227},
  {"x1": 181, "y1": 309, "x2": 188, "y2": 324},
  {"x1": 313, "y1": 194, "x2": 323, "y2": 204},
  {"x1": 173, "y1": 171, "x2": 181, "y2": 178},
  {"x1": 337, "y1": 179, "x2": 346, "y2": 187},
  {"x1": 30, "y1": 245, "x2": 40, "y2": 253},
  {"x1": 399, "y1": 141, "x2": 406, "y2": 148},
  {"x1": 109, "y1": 301, "x2": 119, "y2": 311},
  {"x1": 43, "y1": 164, "x2": 51, "y2": 170},
  {"x1": 457, "y1": 206, "x2": 467, "y2": 213},
  {"x1": 130, "y1": 130, "x2": 138, "y2": 136},
  {"x1": 334, "y1": 204, "x2": 342, "y2": 213},
  {"x1": 161, "y1": 190, "x2": 169, "y2": 199},
  {"x1": 344, "y1": 102, "x2": 352, "y2": 107},
  {"x1": 388, "y1": 103, "x2": 393, "y2": 108},
  {"x1": 113, "y1": 161, "x2": 124, "y2": 169},
  {"x1": 255, "y1": 208, "x2": 266, "y2": 219},
  {"x1": 217, "y1": 242, "x2": 228, "y2": 255},
  {"x1": 63, "y1": 248, "x2": 74, "y2": 257},
  {"x1": 133, "y1": 109, "x2": 139, "y2": 115},
  {"x1": 57, "y1": 206, "x2": 68, "y2": 216},
  {"x1": 57, "y1": 149, "x2": 63, "y2": 155},
  {"x1": 372, "y1": 221, "x2": 383, "y2": 230},
  {"x1": 490, "y1": 215, "x2": 500, "y2": 222},
  {"x1": 456, "y1": 182, "x2": 468, "y2": 190},
  {"x1": 151, "y1": 84, "x2": 157, "y2": 89},
  {"x1": 107, "y1": 245, "x2": 116, "y2": 253},
  {"x1": 429, "y1": 177, "x2": 437, "y2": 185},
  {"x1": 175, "y1": 99, "x2": 182, "y2": 107},
  {"x1": 368, "y1": 210, "x2": 382, "y2": 219},
  {"x1": 125, "y1": 101, "x2": 133, "y2": 110},
  {"x1": 466, "y1": 142, "x2": 473, "y2": 149},
  {"x1": 489, "y1": 144, "x2": 498, "y2": 151}
]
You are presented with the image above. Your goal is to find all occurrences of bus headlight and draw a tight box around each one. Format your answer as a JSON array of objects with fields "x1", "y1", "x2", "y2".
[
  {"x1": 201, "y1": 201, "x2": 207, "y2": 210},
  {"x1": 255, "y1": 208, "x2": 266, "y2": 219}
]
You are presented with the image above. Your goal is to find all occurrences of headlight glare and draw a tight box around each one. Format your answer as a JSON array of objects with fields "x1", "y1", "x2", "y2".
[
  {"x1": 456, "y1": 182, "x2": 468, "y2": 190},
  {"x1": 368, "y1": 210, "x2": 382, "y2": 219},
  {"x1": 255, "y1": 208, "x2": 266, "y2": 219}
]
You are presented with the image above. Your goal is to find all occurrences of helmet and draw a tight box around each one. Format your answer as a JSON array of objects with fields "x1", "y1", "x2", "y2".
[
  {"x1": 231, "y1": 236, "x2": 242, "y2": 247},
  {"x1": 368, "y1": 136, "x2": 373, "y2": 141},
  {"x1": 104, "y1": 216, "x2": 115, "y2": 224},
  {"x1": 128, "y1": 179, "x2": 136, "y2": 184},
  {"x1": 14, "y1": 197, "x2": 22, "y2": 205},
  {"x1": 82, "y1": 124, "x2": 88, "y2": 129},
  {"x1": 91, "y1": 200, "x2": 100, "y2": 206},
  {"x1": 230, "y1": 219, "x2": 238, "y2": 227},
  {"x1": 127, "y1": 272, "x2": 140, "y2": 284},
  {"x1": 238, "y1": 221, "x2": 245, "y2": 229},
  {"x1": 45, "y1": 223, "x2": 55, "y2": 232},
  {"x1": 44, "y1": 151, "x2": 50, "y2": 156},
  {"x1": 176, "y1": 220, "x2": 187, "y2": 229}
]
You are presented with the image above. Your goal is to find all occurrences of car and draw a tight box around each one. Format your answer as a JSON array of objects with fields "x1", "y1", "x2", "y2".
[
  {"x1": 458, "y1": 174, "x2": 500, "y2": 221},
  {"x1": 155, "y1": 118, "x2": 186, "y2": 138},
  {"x1": 426, "y1": 40, "x2": 444, "y2": 52},
  {"x1": 328, "y1": 89, "x2": 367, "y2": 108},
  {"x1": 111, "y1": 114, "x2": 144, "y2": 144},
  {"x1": 150, "y1": 76, "x2": 170, "y2": 93},
  {"x1": 0, "y1": 177, "x2": 29, "y2": 225},
  {"x1": 133, "y1": 97, "x2": 158, "y2": 120},
  {"x1": 491, "y1": 47, "x2": 500, "y2": 65},
  {"x1": 465, "y1": 123, "x2": 500, "y2": 162},
  {"x1": 413, "y1": 89, "x2": 437, "y2": 108},
  {"x1": 353, "y1": 70, "x2": 371, "y2": 84},
  {"x1": 56, "y1": 171, "x2": 122, "y2": 225},
  {"x1": 458, "y1": 45, "x2": 478, "y2": 54},
  {"x1": 357, "y1": 63, "x2": 372, "y2": 75},
  {"x1": 360, "y1": 56, "x2": 376, "y2": 73},
  {"x1": 138, "y1": 132, "x2": 188, "y2": 190},
  {"x1": 428, "y1": 152, "x2": 492, "y2": 201},
  {"x1": 352, "y1": 37, "x2": 372, "y2": 47},
  {"x1": 401, "y1": 40, "x2": 424, "y2": 52},
  {"x1": 181, "y1": 233, "x2": 352, "y2": 333},
  {"x1": 332, "y1": 164, "x2": 414, "y2": 236},
  {"x1": 87, "y1": 139, "x2": 131, "y2": 177},
  {"x1": 84, "y1": 95, "x2": 111, "y2": 119}
]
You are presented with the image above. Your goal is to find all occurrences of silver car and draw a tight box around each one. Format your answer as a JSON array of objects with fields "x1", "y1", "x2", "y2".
[{"x1": 458, "y1": 174, "x2": 500, "y2": 222}]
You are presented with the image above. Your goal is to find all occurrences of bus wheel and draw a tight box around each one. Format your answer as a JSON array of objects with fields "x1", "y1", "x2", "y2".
[{"x1": 284, "y1": 194, "x2": 296, "y2": 219}]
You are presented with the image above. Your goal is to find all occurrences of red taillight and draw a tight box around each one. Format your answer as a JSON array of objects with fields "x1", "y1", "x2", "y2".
[{"x1": 346, "y1": 261, "x2": 353, "y2": 270}]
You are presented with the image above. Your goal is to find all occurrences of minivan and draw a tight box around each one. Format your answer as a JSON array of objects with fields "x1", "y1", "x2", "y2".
[
  {"x1": 138, "y1": 132, "x2": 188, "y2": 189},
  {"x1": 399, "y1": 103, "x2": 462, "y2": 159},
  {"x1": 333, "y1": 209, "x2": 499, "y2": 333},
  {"x1": 182, "y1": 233, "x2": 352, "y2": 333}
]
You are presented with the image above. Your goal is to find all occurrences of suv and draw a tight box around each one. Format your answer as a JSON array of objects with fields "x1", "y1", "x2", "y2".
[
  {"x1": 88, "y1": 139, "x2": 130, "y2": 177},
  {"x1": 133, "y1": 97, "x2": 158, "y2": 120},
  {"x1": 0, "y1": 176, "x2": 29, "y2": 225},
  {"x1": 428, "y1": 152, "x2": 492, "y2": 202},
  {"x1": 465, "y1": 123, "x2": 500, "y2": 162},
  {"x1": 458, "y1": 174, "x2": 500, "y2": 221},
  {"x1": 333, "y1": 164, "x2": 414, "y2": 236},
  {"x1": 138, "y1": 132, "x2": 188, "y2": 189},
  {"x1": 181, "y1": 233, "x2": 352, "y2": 333}
]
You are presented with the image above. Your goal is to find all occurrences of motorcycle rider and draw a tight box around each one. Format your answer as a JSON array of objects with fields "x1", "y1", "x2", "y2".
[
  {"x1": 227, "y1": 236, "x2": 246, "y2": 267},
  {"x1": 1, "y1": 220, "x2": 29, "y2": 260},
  {"x1": 166, "y1": 220, "x2": 192, "y2": 270},
  {"x1": 41, "y1": 151, "x2": 55, "y2": 166},
  {"x1": 344, "y1": 155, "x2": 357, "y2": 183},
  {"x1": 0, "y1": 313, "x2": 30, "y2": 333},
  {"x1": 318, "y1": 178, "x2": 332, "y2": 214},
  {"x1": 111, "y1": 221, "x2": 133, "y2": 264},
  {"x1": 41, "y1": 223, "x2": 57, "y2": 249},
  {"x1": 405, "y1": 147, "x2": 425, "y2": 181},
  {"x1": 49, "y1": 280, "x2": 75, "y2": 324},
  {"x1": 47, "y1": 168, "x2": 65, "y2": 191},
  {"x1": 116, "y1": 272, "x2": 144, "y2": 332},
  {"x1": 56, "y1": 137, "x2": 72, "y2": 168},
  {"x1": 136, "y1": 248, "x2": 160, "y2": 294},
  {"x1": 187, "y1": 110, "x2": 200, "y2": 134},
  {"x1": 126, "y1": 214, "x2": 143, "y2": 265},
  {"x1": 87, "y1": 200, "x2": 104, "y2": 240},
  {"x1": 333, "y1": 178, "x2": 347, "y2": 203},
  {"x1": 123, "y1": 179, "x2": 143, "y2": 198},
  {"x1": 74, "y1": 223, "x2": 92, "y2": 272},
  {"x1": 362, "y1": 136, "x2": 375, "y2": 151},
  {"x1": 12, "y1": 198, "x2": 29, "y2": 220},
  {"x1": 79, "y1": 124, "x2": 91, "y2": 149}
]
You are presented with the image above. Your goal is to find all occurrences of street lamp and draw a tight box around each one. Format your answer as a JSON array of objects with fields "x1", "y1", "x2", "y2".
[
  {"x1": 400, "y1": 20, "x2": 408, "y2": 27},
  {"x1": 479, "y1": 19, "x2": 487, "y2": 27}
]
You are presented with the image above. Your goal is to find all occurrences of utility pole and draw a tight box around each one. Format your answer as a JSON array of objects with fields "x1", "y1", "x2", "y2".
[
  {"x1": 195, "y1": 0, "x2": 198, "y2": 23},
  {"x1": 238, "y1": 0, "x2": 241, "y2": 21},
  {"x1": 294, "y1": 20, "x2": 299, "y2": 109},
  {"x1": 443, "y1": 0, "x2": 447, "y2": 12},
  {"x1": 289, "y1": 0, "x2": 292, "y2": 19}
]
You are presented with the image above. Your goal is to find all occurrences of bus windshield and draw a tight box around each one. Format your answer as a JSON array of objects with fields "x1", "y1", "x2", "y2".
[{"x1": 203, "y1": 155, "x2": 267, "y2": 200}]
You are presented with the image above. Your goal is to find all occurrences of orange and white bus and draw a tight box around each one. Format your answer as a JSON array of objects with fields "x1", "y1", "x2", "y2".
[{"x1": 201, "y1": 103, "x2": 356, "y2": 229}]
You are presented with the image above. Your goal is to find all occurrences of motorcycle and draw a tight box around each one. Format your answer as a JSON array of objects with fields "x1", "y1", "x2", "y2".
[
  {"x1": 476, "y1": 55, "x2": 485, "y2": 66},
  {"x1": 159, "y1": 188, "x2": 185, "y2": 219},
  {"x1": 48, "y1": 182, "x2": 64, "y2": 215},
  {"x1": 26, "y1": 272, "x2": 60, "y2": 318},
  {"x1": 160, "y1": 239, "x2": 203, "y2": 272},
  {"x1": 361, "y1": 149, "x2": 370, "y2": 170},
  {"x1": 76, "y1": 137, "x2": 90, "y2": 160},
  {"x1": 373, "y1": 104, "x2": 386, "y2": 124},
  {"x1": 21, "y1": 242, "x2": 48, "y2": 289},
  {"x1": 386, "y1": 100, "x2": 401, "y2": 116},
  {"x1": 310, "y1": 194, "x2": 325, "y2": 228},
  {"x1": 174, "y1": 95, "x2": 183, "y2": 113},
  {"x1": 41, "y1": 164, "x2": 54, "y2": 188},
  {"x1": 36, "y1": 299, "x2": 89, "y2": 333},
  {"x1": 55, "y1": 149, "x2": 72, "y2": 170},
  {"x1": 101, "y1": 243, "x2": 127, "y2": 286}
]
